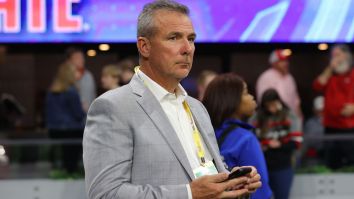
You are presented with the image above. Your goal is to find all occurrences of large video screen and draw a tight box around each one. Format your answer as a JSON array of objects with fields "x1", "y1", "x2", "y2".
[{"x1": 0, "y1": 0, "x2": 353, "y2": 43}]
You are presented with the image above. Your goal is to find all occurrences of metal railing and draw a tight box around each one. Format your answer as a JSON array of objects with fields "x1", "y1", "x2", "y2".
[{"x1": 0, "y1": 139, "x2": 82, "y2": 146}]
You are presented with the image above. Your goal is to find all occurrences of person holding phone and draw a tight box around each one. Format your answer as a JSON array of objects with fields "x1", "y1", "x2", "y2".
[
  {"x1": 203, "y1": 73, "x2": 272, "y2": 199},
  {"x1": 83, "y1": 1, "x2": 261, "y2": 199}
]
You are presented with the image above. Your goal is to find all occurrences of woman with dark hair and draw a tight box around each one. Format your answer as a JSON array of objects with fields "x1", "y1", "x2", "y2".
[
  {"x1": 203, "y1": 73, "x2": 272, "y2": 199},
  {"x1": 250, "y1": 88, "x2": 303, "y2": 199}
]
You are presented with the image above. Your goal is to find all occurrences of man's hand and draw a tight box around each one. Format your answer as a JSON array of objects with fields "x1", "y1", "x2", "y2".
[
  {"x1": 244, "y1": 166, "x2": 262, "y2": 193},
  {"x1": 190, "y1": 173, "x2": 249, "y2": 199},
  {"x1": 318, "y1": 66, "x2": 333, "y2": 85},
  {"x1": 229, "y1": 166, "x2": 262, "y2": 193},
  {"x1": 341, "y1": 104, "x2": 354, "y2": 117}
]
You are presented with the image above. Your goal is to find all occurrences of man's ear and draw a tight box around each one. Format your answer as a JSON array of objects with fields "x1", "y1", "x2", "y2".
[{"x1": 137, "y1": 37, "x2": 151, "y2": 58}]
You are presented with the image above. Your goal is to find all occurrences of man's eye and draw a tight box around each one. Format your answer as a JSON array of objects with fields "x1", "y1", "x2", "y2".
[
  {"x1": 169, "y1": 36, "x2": 177, "y2": 40},
  {"x1": 188, "y1": 38, "x2": 195, "y2": 42}
]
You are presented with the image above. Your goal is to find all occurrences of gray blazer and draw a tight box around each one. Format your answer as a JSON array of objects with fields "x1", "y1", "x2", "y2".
[{"x1": 83, "y1": 75, "x2": 227, "y2": 199}]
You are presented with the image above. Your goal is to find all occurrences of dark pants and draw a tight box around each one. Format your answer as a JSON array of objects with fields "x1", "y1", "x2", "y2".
[
  {"x1": 269, "y1": 167, "x2": 293, "y2": 199},
  {"x1": 49, "y1": 129, "x2": 83, "y2": 173},
  {"x1": 325, "y1": 128, "x2": 354, "y2": 170}
]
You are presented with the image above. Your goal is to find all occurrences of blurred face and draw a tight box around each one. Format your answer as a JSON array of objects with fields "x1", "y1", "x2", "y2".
[
  {"x1": 142, "y1": 10, "x2": 196, "y2": 81},
  {"x1": 203, "y1": 74, "x2": 217, "y2": 89},
  {"x1": 273, "y1": 60, "x2": 289, "y2": 75},
  {"x1": 69, "y1": 51, "x2": 85, "y2": 69},
  {"x1": 331, "y1": 47, "x2": 351, "y2": 74},
  {"x1": 121, "y1": 70, "x2": 134, "y2": 84},
  {"x1": 237, "y1": 83, "x2": 257, "y2": 117},
  {"x1": 331, "y1": 47, "x2": 349, "y2": 64},
  {"x1": 198, "y1": 74, "x2": 216, "y2": 100},
  {"x1": 69, "y1": 64, "x2": 81, "y2": 80},
  {"x1": 101, "y1": 74, "x2": 119, "y2": 90},
  {"x1": 266, "y1": 100, "x2": 283, "y2": 114}
]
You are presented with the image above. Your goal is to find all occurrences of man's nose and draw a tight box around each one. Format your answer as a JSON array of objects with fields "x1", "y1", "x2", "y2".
[{"x1": 181, "y1": 38, "x2": 193, "y2": 55}]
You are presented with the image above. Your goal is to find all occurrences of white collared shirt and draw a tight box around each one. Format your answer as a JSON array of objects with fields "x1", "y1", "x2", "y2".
[
  {"x1": 137, "y1": 70, "x2": 213, "y2": 168},
  {"x1": 137, "y1": 70, "x2": 213, "y2": 198}
]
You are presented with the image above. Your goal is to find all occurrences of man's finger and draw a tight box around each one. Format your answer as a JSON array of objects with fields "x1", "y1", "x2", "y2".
[
  {"x1": 248, "y1": 188, "x2": 256, "y2": 192},
  {"x1": 245, "y1": 166, "x2": 257, "y2": 177},
  {"x1": 219, "y1": 188, "x2": 249, "y2": 199},
  {"x1": 246, "y1": 181, "x2": 262, "y2": 192},
  {"x1": 207, "y1": 173, "x2": 229, "y2": 183},
  {"x1": 249, "y1": 173, "x2": 261, "y2": 183},
  {"x1": 221, "y1": 176, "x2": 248, "y2": 190}
]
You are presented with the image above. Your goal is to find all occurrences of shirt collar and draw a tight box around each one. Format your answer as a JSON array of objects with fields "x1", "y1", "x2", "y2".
[{"x1": 137, "y1": 69, "x2": 188, "y2": 102}]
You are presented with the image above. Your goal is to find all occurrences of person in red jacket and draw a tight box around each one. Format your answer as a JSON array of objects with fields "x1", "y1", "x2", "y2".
[{"x1": 313, "y1": 44, "x2": 354, "y2": 169}]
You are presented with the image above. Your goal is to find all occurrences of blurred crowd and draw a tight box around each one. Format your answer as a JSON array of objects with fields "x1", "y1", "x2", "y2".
[
  {"x1": 200, "y1": 44, "x2": 354, "y2": 199},
  {"x1": 43, "y1": 47, "x2": 136, "y2": 174}
]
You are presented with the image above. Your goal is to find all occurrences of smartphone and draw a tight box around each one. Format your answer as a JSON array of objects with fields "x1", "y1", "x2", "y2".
[{"x1": 227, "y1": 167, "x2": 252, "y2": 181}]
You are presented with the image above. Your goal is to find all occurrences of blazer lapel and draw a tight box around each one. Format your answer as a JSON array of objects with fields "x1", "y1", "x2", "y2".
[
  {"x1": 186, "y1": 98, "x2": 226, "y2": 173},
  {"x1": 130, "y1": 75, "x2": 195, "y2": 180}
]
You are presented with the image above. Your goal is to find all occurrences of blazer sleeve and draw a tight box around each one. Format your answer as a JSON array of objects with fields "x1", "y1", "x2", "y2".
[{"x1": 83, "y1": 97, "x2": 188, "y2": 199}]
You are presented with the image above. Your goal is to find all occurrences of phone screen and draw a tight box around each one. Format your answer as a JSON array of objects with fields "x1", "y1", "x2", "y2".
[{"x1": 227, "y1": 167, "x2": 252, "y2": 181}]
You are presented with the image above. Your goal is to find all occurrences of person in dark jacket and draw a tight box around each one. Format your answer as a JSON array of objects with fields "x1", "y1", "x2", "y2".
[
  {"x1": 250, "y1": 89, "x2": 303, "y2": 199},
  {"x1": 203, "y1": 73, "x2": 272, "y2": 199},
  {"x1": 46, "y1": 62, "x2": 86, "y2": 173}
]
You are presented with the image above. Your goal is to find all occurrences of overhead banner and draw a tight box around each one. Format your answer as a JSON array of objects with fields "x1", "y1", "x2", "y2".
[{"x1": 0, "y1": 0, "x2": 353, "y2": 43}]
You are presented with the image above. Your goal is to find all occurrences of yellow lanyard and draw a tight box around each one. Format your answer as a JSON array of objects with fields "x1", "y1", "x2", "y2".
[
  {"x1": 182, "y1": 101, "x2": 206, "y2": 165},
  {"x1": 134, "y1": 66, "x2": 206, "y2": 165}
]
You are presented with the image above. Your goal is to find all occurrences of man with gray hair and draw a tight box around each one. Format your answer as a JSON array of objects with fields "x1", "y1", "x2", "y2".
[
  {"x1": 83, "y1": 0, "x2": 261, "y2": 198},
  {"x1": 313, "y1": 44, "x2": 354, "y2": 169}
]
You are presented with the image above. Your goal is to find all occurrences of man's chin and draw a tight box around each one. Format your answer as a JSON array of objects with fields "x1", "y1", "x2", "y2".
[{"x1": 176, "y1": 70, "x2": 190, "y2": 80}]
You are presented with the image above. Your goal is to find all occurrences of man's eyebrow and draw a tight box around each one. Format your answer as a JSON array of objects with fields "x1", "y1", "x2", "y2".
[
  {"x1": 166, "y1": 32, "x2": 196, "y2": 37},
  {"x1": 167, "y1": 31, "x2": 181, "y2": 36},
  {"x1": 189, "y1": 33, "x2": 197, "y2": 38}
]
